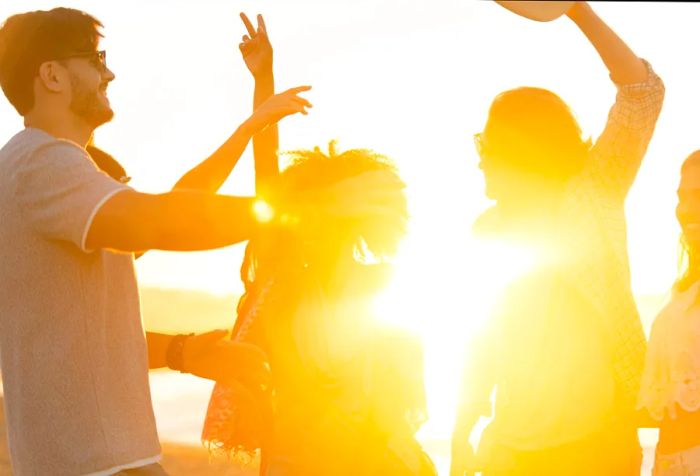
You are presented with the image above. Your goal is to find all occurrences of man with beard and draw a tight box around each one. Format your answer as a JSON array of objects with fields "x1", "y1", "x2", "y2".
[{"x1": 0, "y1": 7, "x2": 393, "y2": 476}]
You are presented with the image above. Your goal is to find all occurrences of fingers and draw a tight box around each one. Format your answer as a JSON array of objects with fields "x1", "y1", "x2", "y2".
[
  {"x1": 283, "y1": 86, "x2": 313, "y2": 111},
  {"x1": 218, "y1": 341, "x2": 271, "y2": 382},
  {"x1": 257, "y1": 14, "x2": 267, "y2": 33},
  {"x1": 240, "y1": 12, "x2": 256, "y2": 37},
  {"x1": 291, "y1": 95, "x2": 313, "y2": 109},
  {"x1": 285, "y1": 85, "x2": 312, "y2": 94},
  {"x1": 276, "y1": 87, "x2": 314, "y2": 112},
  {"x1": 195, "y1": 329, "x2": 228, "y2": 344}
]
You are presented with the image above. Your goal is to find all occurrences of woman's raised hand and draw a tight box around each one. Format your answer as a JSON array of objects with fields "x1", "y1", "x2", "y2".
[
  {"x1": 239, "y1": 13, "x2": 273, "y2": 79},
  {"x1": 246, "y1": 86, "x2": 313, "y2": 133}
]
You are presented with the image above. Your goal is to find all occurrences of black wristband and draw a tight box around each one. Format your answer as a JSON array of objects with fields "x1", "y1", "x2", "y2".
[{"x1": 166, "y1": 333, "x2": 194, "y2": 373}]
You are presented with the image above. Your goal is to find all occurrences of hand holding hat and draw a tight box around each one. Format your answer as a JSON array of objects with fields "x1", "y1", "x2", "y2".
[{"x1": 494, "y1": 1, "x2": 575, "y2": 22}]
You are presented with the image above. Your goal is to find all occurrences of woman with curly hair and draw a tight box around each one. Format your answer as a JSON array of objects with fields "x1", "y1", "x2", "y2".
[
  {"x1": 202, "y1": 142, "x2": 435, "y2": 476},
  {"x1": 202, "y1": 13, "x2": 436, "y2": 476}
]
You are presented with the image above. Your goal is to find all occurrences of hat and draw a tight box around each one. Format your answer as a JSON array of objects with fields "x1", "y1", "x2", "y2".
[{"x1": 494, "y1": 1, "x2": 575, "y2": 22}]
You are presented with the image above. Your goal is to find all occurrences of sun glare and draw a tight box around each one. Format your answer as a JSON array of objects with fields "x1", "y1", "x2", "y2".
[
  {"x1": 374, "y1": 224, "x2": 540, "y2": 441},
  {"x1": 252, "y1": 199, "x2": 275, "y2": 223}
]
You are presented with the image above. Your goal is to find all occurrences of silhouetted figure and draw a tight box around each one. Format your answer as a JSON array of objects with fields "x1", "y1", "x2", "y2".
[
  {"x1": 203, "y1": 143, "x2": 437, "y2": 476},
  {"x1": 202, "y1": 13, "x2": 436, "y2": 476},
  {"x1": 451, "y1": 3, "x2": 664, "y2": 476},
  {"x1": 637, "y1": 150, "x2": 700, "y2": 475}
]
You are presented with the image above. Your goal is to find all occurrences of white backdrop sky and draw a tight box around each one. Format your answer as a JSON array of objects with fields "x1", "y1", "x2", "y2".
[{"x1": 1, "y1": 1, "x2": 699, "y2": 296}]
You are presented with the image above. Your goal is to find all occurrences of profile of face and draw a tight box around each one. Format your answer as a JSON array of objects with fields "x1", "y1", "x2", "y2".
[
  {"x1": 476, "y1": 87, "x2": 589, "y2": 211},
  {"x1": 477, "y1": 149, "x2": 525, "y2": 203},
  {"x1": 64, "y1": 50, "x2": 115, "y2": 128},
  {"x1": 475, "y1": 132, "x2": 544, "y2": 207},
  {"x1": 677, "y1": 154, "x2": 700, "y2": 252}
]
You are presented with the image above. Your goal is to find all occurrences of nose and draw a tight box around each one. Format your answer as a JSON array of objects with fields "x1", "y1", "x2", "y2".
[
  {"x1": 677, "y1": 198, "x2": 698, "y2": 225},
  {"x1": 103, "y1": 67, "x2": 116, "y2": 82}
]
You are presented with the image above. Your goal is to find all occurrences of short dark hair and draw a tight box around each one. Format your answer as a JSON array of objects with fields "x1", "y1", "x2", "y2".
[{"x1": 0, "y1": 7, "x2": 103, "y2": 115}]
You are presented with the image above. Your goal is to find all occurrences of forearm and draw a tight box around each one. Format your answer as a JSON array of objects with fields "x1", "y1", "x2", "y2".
[
  {"x1": 568, "y1": 2, "x2": 647, "y2": 85},
  {"x1": 146, "y1": 332, "x2": 172, "y2": 369},
  {"x1": 252, "y1": 72, "x2": 279, "y2": 195},
  {"x1": 140, "y1": 191, "x2": 258, "y2": 251},
  {"x1": 173, "y1": 120, "x2": 256, "y2": 193},
  {"x1": 87, "y1": 190, "x2": 259, "y2": 252}
]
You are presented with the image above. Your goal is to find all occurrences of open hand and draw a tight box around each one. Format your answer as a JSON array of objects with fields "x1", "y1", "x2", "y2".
[
  {"x1": 247, "y1": 85, "x2": 313, "y2": 132},
  {"x1": 239, "y1": 13, "x2": 273, "y2": 79},
  {"x1": 182, "y1": 330, "x2": 271, "y2": 392}
]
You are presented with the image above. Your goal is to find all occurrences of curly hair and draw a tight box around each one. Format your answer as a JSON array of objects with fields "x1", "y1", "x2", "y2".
[
  {"x1": 202, "y1": 144, "x2": 411, "y2": 459},
  {"x1": 240, "y1": 141, "x2": 408, "y2": 292}
]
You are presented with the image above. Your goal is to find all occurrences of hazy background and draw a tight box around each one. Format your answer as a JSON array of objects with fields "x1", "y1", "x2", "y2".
[{"x1": 2, "y1": 1, "x2": 698, "y2": 474}]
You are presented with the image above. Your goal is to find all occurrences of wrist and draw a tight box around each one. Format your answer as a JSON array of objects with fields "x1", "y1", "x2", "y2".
[
  {"x1": 239, "y1": 116, "x2": 260, "y2": 138},
  {"x1": 166, "y1": 333, "x2": 194, "y2": 373},
  {"x1": 253, "y1": 68, "x2": 274, "y2": 83},
  {"x1": 566, "y1": 1, "x2": 594, "y2": 24}
]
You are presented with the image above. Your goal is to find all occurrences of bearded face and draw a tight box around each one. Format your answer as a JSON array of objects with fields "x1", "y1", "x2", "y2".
[{"x1": 68, "y1": 69, "x2": 113, "y2": 128}]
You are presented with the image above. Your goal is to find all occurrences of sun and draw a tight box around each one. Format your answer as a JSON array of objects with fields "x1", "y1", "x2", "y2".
[{"x1": 374, "y1": 228, "x2": 540, "y2": 444}]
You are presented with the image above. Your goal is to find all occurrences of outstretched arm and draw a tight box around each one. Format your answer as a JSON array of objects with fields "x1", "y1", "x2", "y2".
[
  {"x1": 172, "y1": 86, "x2": 310, "y2": 193},
  {"x1": 146, "y1": 331, "x2": 270, "y2": 390}
]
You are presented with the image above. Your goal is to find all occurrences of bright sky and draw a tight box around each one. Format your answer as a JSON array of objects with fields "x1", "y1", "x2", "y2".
[
  {"x1": 1, "y1": 0, "x2": 699, "y2": 456},
  {"x1": 1, "y1": 1, "x2": 697, "y2": 297}
]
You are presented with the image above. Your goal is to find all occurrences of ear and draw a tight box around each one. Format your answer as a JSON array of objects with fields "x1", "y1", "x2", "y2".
[{"x1": 37, "y1": 61, "x2": 70, "y2": 93}]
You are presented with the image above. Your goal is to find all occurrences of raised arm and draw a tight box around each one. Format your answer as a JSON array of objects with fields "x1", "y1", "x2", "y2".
[
  {"x1": 567, "y1": 2, "x2": 646, "y2": 85},
  {"x1": 172, "y1": 85, "x2": 310, "y2": 193},
  {"x1": 239, "y1": 13, "x2": 289, "y2": 195},
  {"x1": 172, "y1": 13, "x2": 310, "y2": 194},
  {"x1": 567, "y1": 2, "x2": 664, "y2": 196}
]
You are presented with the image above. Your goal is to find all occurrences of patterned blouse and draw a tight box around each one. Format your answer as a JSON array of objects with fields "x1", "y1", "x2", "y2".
[{"x1": 458, "y1": 60, "x2": 665, "y2": 447}]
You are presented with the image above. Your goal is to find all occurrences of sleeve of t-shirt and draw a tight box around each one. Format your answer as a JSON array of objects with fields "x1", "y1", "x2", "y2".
[{"x1": 15, "y1": 140, "x2": 131, "y2": 252}]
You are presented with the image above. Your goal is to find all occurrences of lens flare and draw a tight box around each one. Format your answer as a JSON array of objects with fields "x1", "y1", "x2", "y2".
[{"x1": 253, "y1": 199, "x2": 274, "y2": 223}]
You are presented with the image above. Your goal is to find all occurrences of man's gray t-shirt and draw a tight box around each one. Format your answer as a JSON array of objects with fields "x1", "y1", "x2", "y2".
[{"x1": 0, "y1": 128, "x2": 161, "y2": 475}]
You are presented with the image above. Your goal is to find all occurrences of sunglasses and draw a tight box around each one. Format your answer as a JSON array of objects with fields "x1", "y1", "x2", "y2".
[
  {"x1": 55, "y1": 50, "x2": 108, "y2": 73},
  {"x1": 474, "y1": 132, "x2": 486, "y2": 158}
]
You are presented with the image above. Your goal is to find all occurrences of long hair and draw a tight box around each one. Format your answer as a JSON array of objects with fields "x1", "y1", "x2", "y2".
[
  {"x1": 675, "y1": 151, "x2": 700, "y2": 292},
  {"x1": 482, "y1": 87, "x2": 592, "y2": 182}
]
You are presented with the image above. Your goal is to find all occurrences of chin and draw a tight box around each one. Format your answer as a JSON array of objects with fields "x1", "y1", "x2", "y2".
[
  {"x1": 484, "y1": 185, "x2": 498, "y2": 201},
  {"x1": 685, "y1": 237, "x2": 700, "y2": 255},
  {"x1": 91, "y1": 107, "x2": 115, "y2": 128}
]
